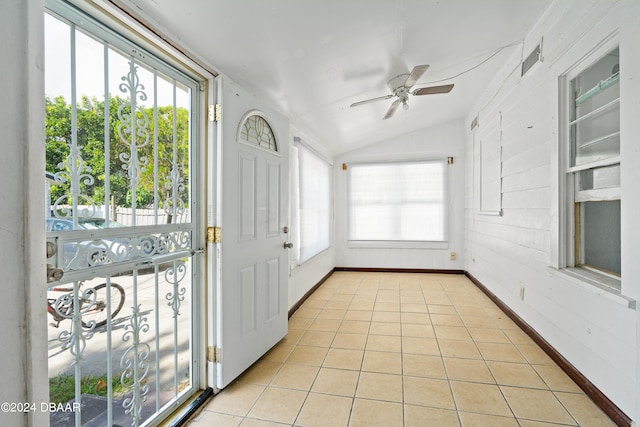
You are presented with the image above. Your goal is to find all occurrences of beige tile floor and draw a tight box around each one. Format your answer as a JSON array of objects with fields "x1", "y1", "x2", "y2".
[{"x1": 189, "y1": 272, "x2": 616, "y2": 427}]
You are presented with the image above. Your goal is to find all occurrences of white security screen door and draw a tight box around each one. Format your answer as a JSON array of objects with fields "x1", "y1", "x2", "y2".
[
  {"x1": 44, "y1": 3, "x2": 204, "y2": 426},
  {"x1": 216, "y1": 77, "x2": 290, "y2": 388}
]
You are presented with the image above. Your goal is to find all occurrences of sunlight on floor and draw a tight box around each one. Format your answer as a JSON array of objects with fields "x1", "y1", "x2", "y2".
[{"x1": 189, "y1": 272, "x2": 614, "y2": 427}]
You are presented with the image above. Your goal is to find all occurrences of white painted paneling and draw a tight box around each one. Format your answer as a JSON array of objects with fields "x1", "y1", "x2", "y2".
[
  {"x1": 501, "y1": 141, "x2": 551, "y2": 177},
  {"x1": 478, "y1": 113, "x2": 502, "y2": 213},
  {"x1": 465, "y1": 0, "x2": 639, "y2": 420},
  {"x1": 502, "y1": 165, "x2": 550, "y2": 193}
]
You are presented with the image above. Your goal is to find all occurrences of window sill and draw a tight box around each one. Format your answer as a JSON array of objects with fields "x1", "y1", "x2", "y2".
[
  {"x1": 546, "y1": 266, "x2": 635, "y2": 310},
  {"x1": 347, "y1": 240, "x2": 448, "y2": 250},
  {"x1": 292, "y1": 247, "x2": 331, "y2": 269}
]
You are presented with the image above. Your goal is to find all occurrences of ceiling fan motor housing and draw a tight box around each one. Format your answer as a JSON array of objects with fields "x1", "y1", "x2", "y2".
[
  {"x1": 388, "y1": 74, "x2": 411, "y2": 103},
  {"x1": 349, "y1": 65, "x2": 452, "y2": 119}
]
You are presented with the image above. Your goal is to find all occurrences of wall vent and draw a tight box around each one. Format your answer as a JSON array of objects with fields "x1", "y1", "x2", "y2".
[
  {"x1": 470, "y1": 115, "x2": 479, "y2": 131},
  {"x1": 521, "y1": 40, "x2": 542, "y2": 77}
]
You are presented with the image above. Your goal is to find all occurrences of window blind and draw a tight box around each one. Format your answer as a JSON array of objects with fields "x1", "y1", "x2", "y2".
[
  {"x1": 348, "y1": 160, "x2": 447, "y2": 242},
  {"x1": 293, "y1": 143, "x2": 331, "y2": 264}
]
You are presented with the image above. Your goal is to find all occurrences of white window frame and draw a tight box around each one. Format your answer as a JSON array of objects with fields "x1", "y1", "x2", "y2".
[
  {"x1": 290, "y1": 140, "x2": 332, "y2": 266},
  {"x1": 347, "y1": 159, "x2": 449, "y2": 249},
  {"x1": 237, "y1": 110, "x2": 281, "y2": 155},
  {"x1": 559, "y1": 38, "x2": 621, "y2": 292}
]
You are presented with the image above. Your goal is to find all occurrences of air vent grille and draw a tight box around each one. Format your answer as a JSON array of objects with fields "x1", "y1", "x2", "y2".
[{"x1": 521, "y1": 41, "x2": 542, "y2": 77}]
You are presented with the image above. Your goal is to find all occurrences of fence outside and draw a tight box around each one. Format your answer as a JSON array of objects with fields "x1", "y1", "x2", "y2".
[{"x1": 48, "y1": 206, "x2": 190, "y2": 227}]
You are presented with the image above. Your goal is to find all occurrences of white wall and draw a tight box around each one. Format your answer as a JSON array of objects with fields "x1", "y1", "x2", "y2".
[
  {"x1": 334, "y1": 119, "x2": 465, "y2": 270},
  {"x1": 289, "y1": 250, "x2": 334, "y2": 309},
  {"x1": 0, "y1": 0, "x2": 49, "y2": 426},
  {"x1": 464, "y1": 0, "x2": 639, "y2": 420}
]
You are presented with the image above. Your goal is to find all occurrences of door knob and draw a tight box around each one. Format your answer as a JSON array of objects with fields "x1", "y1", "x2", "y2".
[{"x1": 283, "y1": 242, "x2": 293, "y2": 249}]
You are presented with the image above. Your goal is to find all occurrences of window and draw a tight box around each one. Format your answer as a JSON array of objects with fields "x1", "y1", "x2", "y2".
[
  {"x1": 291, "y1": 142, "x2": 331, "y2": 264},
  {"x1": 563, "y1": 47, "x2": 620, "y2": 284},
  {"x1": 239, "y1": 113, "x2": 278, "y2": 151},
  {"x1": 347, "y1": 160, "x2": 448, "y2": 244}
]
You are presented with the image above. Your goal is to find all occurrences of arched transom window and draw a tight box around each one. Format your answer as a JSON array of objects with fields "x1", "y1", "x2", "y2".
[{"x1": 239, "y1": 113, "x2": 278, "y2": 152}]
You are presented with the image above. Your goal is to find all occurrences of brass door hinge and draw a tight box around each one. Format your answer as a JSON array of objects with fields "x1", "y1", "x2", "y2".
[
  {"x1": 208, "y1": 104, "x2": 222, "y2": 122},
  {"x1": 206, "y1": 226, "x2": 221, "y2": 243},
  {"x1": 207, "y1": 346, "x2": 221, "y2": 363}
]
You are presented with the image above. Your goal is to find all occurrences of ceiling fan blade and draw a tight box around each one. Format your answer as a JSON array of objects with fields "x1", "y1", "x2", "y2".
[
  {"x1": 350, "y1": 94, "x2": 393, "y2": 108},
  {"x1": 403, "y1": 64, "x2": 430, "y2": 88},
  {"x1": 413, "y1": 84, "x2": 455, "y2": 96},
  {"x1": 383, "y1": 99, "x2": 401, "y2": 120}
]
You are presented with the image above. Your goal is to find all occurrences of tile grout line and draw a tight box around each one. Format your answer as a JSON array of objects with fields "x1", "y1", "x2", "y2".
[{"x1": 198, "y1": 272, "x2": 616, "y2": 427}]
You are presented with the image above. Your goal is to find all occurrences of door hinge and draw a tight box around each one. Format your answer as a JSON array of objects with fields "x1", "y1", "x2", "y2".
[
  {"x1": 206, "y1": 226, "x2": 221, "y2": 243},
  {"x1": 207, "y1": 346, "x2": 221, "y2": 363},
  {"x1": 208, "y1": 104, "x2": 222, "y2": 122}
]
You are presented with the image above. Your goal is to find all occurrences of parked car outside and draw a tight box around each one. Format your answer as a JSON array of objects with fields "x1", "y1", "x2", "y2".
[{"x1": 46, "y1": 217, "x2": 125, "y2": 232}]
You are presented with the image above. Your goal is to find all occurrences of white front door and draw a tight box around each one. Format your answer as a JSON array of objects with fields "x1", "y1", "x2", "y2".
[{"x1": 216, "y1": 77, "x2": 290, "y2": 388}]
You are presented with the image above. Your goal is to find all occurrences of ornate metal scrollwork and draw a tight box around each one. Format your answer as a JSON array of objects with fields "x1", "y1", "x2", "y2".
[
  {"x1": 164, "y1": 164, "x2": 186, "y2": 222},
  {"x1": 51, "y1": 121, "x2": 96, "y2": 221},
  {"x1": 117, "y1": 60, "x2": 150, "y2": 188},
  {"x1": 63, "y1": 230, "x2": 192, "y2": 271},
  {"x1": 165, "y1": 261, "x2": 187, "y2": 318},
  {"x1": 120, "y1": 304, "x2": 151, "y2": 426},
  {"x1": 56, "y1": 284, "x2": 97, "y2": 364}
]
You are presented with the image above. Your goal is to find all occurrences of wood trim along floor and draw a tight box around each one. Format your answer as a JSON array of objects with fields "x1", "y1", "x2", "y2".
[
  {"x1": 333, "y1": 267, "x2": 465, "y2": 275},
  {"x1": 287, "y1": 267, "x2": 632, "y2": 427},
  {"x1": 464, "y1": 271, "x2": 632, "y2": 427},
  {"x1": 288, "y1": 268, "x2": 335, "y2": 318}
]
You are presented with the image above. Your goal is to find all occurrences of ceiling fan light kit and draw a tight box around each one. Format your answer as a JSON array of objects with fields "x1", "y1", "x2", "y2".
[{"x1": 350, "y1": 64, "x2": 455, "y2": 119}]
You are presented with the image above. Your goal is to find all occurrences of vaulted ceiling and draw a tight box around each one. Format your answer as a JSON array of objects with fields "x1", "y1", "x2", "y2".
[{"x1": 125, "y1": 0, "x2": 552, "y2": 155}]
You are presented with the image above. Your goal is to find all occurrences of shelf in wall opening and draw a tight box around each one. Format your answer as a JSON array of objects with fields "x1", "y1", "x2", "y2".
[
  {"x1": 574, "y1": 72, "x2": 619, "y2": 106},
  {"x1": 567, "y1": 156, "x2": 620, "y2": 174},
  {"x1": 575, "y1": 131, "x2": 620, "y2": 151},
  {"x1": 569, "y1": 97, "x2": 619, "y2": 125}
]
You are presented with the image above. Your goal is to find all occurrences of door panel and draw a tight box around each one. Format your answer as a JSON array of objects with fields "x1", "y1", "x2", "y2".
[
  {"x1": 217, "y1": 77, "x2": 289, "y2": 388},
  {"x1": 239, "y1": 153, "x2": 258, "y2": 240},
  {"x1": 266, "y1": 258, "x2": 281, "y2": 321},
  {"x1": 267, "y1": 161, "x2": 281, "y2": 237},
  {"x1": 239, "y1": 264, "x2": 258, "y2": 335}
]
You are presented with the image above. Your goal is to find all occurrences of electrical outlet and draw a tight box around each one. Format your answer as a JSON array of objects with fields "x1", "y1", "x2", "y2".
[{"x1": 450, "y1": 252, "x2": 456, "y2": 260}]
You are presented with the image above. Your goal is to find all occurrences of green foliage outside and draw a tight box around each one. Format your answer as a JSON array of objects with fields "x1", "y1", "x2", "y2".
[
  {"x1": 49, "y1": 373, "x2": 134, "y2": 405},
  {"x1": 45, "y1": 95, "x2": 190, "y2": 209}
]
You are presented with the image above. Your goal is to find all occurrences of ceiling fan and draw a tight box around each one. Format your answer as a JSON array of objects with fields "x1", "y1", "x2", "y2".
[{"x1": 349, "y1": 64, "x2": 454, "y2": 120}]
